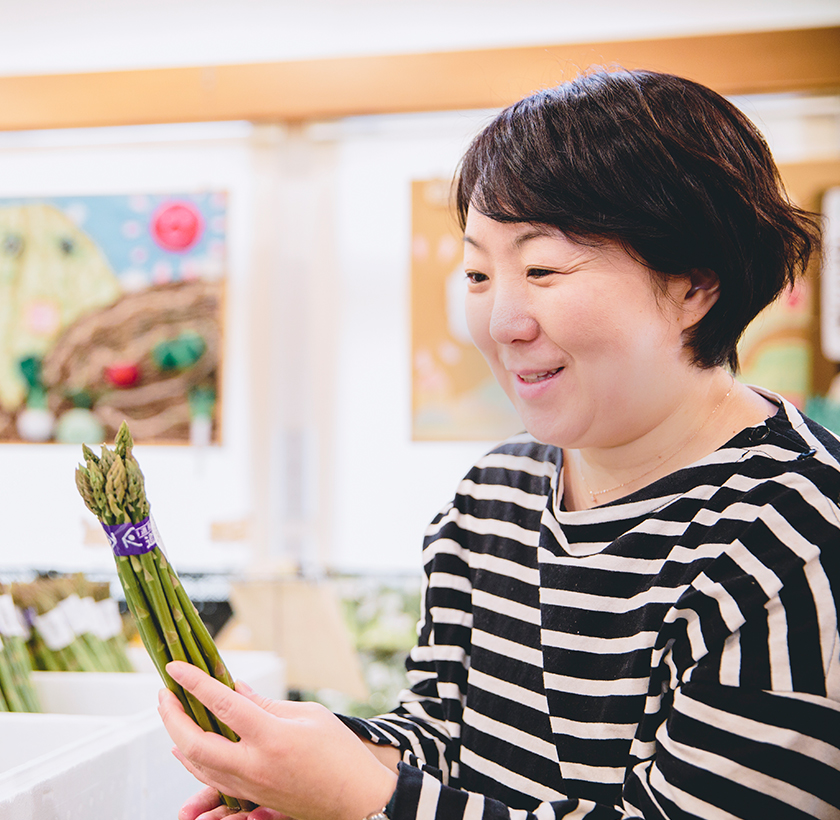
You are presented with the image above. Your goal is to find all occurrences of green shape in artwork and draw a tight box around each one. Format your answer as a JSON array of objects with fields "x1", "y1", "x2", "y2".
[
  {"x1": 152, "y1": 331, "x2": 206, "y2": 372},
  {"x1": 188, "y1": 386, "x2": 216, "y2": 418}
]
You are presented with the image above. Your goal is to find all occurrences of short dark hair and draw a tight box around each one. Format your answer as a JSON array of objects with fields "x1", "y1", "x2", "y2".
[{"x1": 454, "y1": 69, "x2": 821, "y2": 371}]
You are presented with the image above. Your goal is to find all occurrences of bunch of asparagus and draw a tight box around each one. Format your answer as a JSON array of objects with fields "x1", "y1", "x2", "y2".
[
  {"x1": 0, "y1": 585, "x2": 40, "y2": 712},
  {"x1": 76, "y1": 575, "x2": 135, "y2": 673},
  {"x1": 74, "y1": 422, "x2": 249, "y2": 813},
  {"x1": 13, "y1": 575, "x2": 132, "y2": 674}
]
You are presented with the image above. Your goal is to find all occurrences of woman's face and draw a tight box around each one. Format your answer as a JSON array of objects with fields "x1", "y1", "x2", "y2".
[{"x1": 463, "y1": 209, "x2": 701, "y2": 450}]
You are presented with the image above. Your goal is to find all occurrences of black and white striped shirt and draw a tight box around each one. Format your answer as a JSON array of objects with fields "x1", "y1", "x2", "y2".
[{"x1": 344, "y1": 393, "x2": 840, "y2": 820}]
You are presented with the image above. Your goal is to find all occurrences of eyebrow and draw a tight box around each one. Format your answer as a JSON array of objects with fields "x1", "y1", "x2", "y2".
[
  {"x1": 513, "y1": 226, "x2": 559, "y2": 247},
  {"x1": 463, "y1": 225, "x2": 560, "y2": 251}
]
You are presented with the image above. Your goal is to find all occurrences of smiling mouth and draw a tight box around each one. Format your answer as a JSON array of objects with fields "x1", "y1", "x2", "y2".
[{"x1": 518, "y1": 367, "x2": 563, "y2": 383}]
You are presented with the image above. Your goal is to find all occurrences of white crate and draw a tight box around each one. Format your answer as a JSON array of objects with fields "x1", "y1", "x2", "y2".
[
  {"x1": 0, "y1": 650, "x2": 285, "y2": 819},
  {"x1": 32, "y1": 648, "x2": 286, "y2": 715}
]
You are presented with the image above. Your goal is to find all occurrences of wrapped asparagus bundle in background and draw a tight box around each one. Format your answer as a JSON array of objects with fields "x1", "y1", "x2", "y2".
[
  {"x1": 74, "y1": 421, "x2": 249, "y2": 813},
  {"x1": 75, "y1": 575, "x2": 135, "y2": 673},
  {"x1": 0, "y1": 586, "x2": 40, "y2": 712},
  {"x1": 12, "y1": 576, "x2": 131, "y2": 674},
  {"x1": 15, "y1": 578, "x2": 103, "y2": 673}
]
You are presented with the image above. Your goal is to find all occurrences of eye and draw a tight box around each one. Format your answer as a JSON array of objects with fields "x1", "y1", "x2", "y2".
[
  {"x1": 465, "y1": 271, "x2": 488, "y2": 284},
  {"x1": 2, "y1": 233, "x2": 23, "y2": 257},
  {"x1": 59, "y1": 237, "x2": 75, "y2": 255},
  {"x1": 527, "y1": 267, "x2": 555, "y2": 279}
]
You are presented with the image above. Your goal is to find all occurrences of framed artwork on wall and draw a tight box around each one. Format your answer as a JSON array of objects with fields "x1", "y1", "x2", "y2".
[
  {"x1": 410, "y1": 178, "x2": 522, "y2": 441},
  {"x1": 0, "y1": 192, "x2": 227, "y2": 445}
]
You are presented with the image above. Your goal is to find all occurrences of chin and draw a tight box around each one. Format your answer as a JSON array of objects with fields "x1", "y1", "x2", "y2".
[{"x1": 518, "y1": 418, "x2": 573, "y2": 448}]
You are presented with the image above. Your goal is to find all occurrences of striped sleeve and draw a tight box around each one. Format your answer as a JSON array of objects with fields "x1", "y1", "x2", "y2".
[
  {"x1": 341, "y1": 497, "x2": 477, "y2": 780},
  {"x1": 341, "y1": 439, "x2": 556, "y2": 785}
]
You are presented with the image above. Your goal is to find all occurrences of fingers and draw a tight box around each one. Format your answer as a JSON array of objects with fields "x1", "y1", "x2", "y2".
[
  {"x1": 178, "y1": 787, "x2": 288, "y2": 820},
  {"x1": 170, "y1": 746, "x2": 252, "y2": 816},
  {"x1": 178, "y1": 786, "x2": 226, "y2": 820},
  {"x1": 234, "y1": 679, "x2": 274, "y2": 712},
  {"x1": 158, "y1": 683, "x2": 235, "y2": 773},
  {"x1": 248, "y1": 808, "x2": 291, "y2": 820},
  {"x1": 165, "y1": 661, "x2": 270, "y2": 744},
  {"x1": 194, "y1": 803, "x2": 248, "y2": 820},
  {"x1": 197, "y1": 807, "x2": 249, "y2": 820}
]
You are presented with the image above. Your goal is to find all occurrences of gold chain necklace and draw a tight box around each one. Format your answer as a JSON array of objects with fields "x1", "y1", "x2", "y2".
[{"x1": 579, "y1": 378, "x2": 735, "y2": 504}]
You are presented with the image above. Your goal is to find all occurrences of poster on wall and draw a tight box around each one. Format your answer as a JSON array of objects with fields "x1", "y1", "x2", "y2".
[
  {"x1": 737, "y1": 277, "x2": 812, "y2": 408},
  {"x1": 411, "y1": 179, "x2": 522, "y2": 441},
  {"x1": 0, "y1": 192, "x2": 227, "y2": 445}
]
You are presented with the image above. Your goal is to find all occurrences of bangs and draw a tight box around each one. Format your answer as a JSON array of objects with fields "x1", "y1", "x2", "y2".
[
  {"x1": 455, "y1": 122, "x2": 549, "y2": 229},
  {"x1": 454, "y1": 87, "x2": 635, "y2": 241}
]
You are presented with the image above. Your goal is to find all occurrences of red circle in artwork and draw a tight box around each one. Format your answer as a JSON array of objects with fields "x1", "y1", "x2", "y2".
[
  {"x1": 151, "y1": 201, "x2": 203, "y2": 251},
  {"x1": 104, "y1": 362, "x2": 140, "y2": 388}
]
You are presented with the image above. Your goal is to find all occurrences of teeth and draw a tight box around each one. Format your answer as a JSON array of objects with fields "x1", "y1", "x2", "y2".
[{"x1": 520, "y1": 368, "x2": 561, "y2": 383}]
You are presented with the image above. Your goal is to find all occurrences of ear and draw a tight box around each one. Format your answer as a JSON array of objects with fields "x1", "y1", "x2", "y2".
[{"x1": 681, "y1": 268, "x2": 719, "y2": 326}]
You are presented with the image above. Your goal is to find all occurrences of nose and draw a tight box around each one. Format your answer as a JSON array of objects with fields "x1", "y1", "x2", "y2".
[{"x1": 488, "y1": 283, "x2": 539, "y2": 345}]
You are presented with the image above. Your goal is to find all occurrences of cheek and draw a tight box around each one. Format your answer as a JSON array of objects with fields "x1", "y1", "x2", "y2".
[
  {"x1": 464, "y1": 297, "x2": 492, "y2": 351},
  {"x1": 567, "y1": 289, "x2": 671, "y2": 349}
]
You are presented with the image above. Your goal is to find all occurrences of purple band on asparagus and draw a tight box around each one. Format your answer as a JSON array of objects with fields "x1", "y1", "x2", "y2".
[{"x1": 102, "y1": 517, "x2": 158, "y2": 556}]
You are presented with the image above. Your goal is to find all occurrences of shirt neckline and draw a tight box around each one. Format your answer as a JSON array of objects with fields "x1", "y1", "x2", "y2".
[{"x1": 551, "y1": 387, "x2": 810, "y2": 524}]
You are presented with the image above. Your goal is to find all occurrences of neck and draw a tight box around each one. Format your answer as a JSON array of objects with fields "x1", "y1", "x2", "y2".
[{"x1": 565, "y1": 368, "x2": 748, "y2": 509}]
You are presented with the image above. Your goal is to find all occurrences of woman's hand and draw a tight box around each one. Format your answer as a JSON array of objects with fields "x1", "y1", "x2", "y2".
[
  {"x1": 159, "y1": 661, "x2": 398, "y2": 820},
  {"x1": 178, "y1": 786, "x2": 289, "y2": 820},
  {"x1": 176, "y1": 785, "x2": 288, "y2": 820}
]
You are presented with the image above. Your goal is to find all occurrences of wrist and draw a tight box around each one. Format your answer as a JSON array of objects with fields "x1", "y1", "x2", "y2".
[{"x1": 359, "y1": 768, "x2": 397, "y2": 820}]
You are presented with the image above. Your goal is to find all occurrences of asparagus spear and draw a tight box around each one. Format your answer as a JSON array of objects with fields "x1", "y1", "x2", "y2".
[{"x1": 75, "y1": 422, "x2": 249, "y2": 812}]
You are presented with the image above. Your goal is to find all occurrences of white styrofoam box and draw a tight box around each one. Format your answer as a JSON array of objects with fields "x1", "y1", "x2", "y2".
[
  {"x1": 0, "y1": 708, "x2": 194, "y2": 819},
  {"x1": 0, "y1": 713, "x2": 115, "y2": 775},
  {"x1": 31, "y1": 670, "x2": 161, "y2": 717},
  {"x1": 32, "y1": 649, "x2": 286, "y2": 716},
  {"x1": 0, "y1": 650, "x2": 286, "y2": 819}
]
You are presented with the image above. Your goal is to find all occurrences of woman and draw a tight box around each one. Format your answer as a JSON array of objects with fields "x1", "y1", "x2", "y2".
[{"x1": 159, "y1": 69, "x2": 839, "y2": 820}]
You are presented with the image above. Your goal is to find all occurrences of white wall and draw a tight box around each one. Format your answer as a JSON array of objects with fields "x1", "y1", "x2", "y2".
[
  {"x1": 322, "y1": 112, "x2": 504, "y2": 573},
  {"x1": 0, "y1": 114, "x2": 496, "y2": 577},
  {"x1": 1, "y1": 98, "x2": 839, "y2": 578},
  {"x1": 0, "y1": 2, "x2": 839, "y2": 579},
  {"x1": 314, "y1": 94, "x2": 840, "y2": 574},
  {"x1": 0, "y1": 123, "x2": 259, "y2": 574},
  {"x1": 2, "y1": 105, "x2": 839, "y2": 577}
]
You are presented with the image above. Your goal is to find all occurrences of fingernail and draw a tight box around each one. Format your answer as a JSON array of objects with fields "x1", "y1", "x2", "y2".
[{"x1": 236, "y1": 679, "x2": 254, "y2": 696}]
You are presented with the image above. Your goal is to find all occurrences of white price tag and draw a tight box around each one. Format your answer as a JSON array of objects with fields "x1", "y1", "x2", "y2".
[
  {"x1": 57, "y1": 594, "x2": 90, "y2": 636},
  {"x1": 150, "y1": 515, "x2": 169, "y2": 560},
  {"x1": 0, "y1": 594, "x2": 25, "y2": 637},
  {"x1": 79, "y1": 596, "x2": 108, "y2": 640},
  {"x1": 95, "y1": 598, "x2": 123, "y2": 640},
  {"x1": 35, "y1": 607, "x2": 75, "y2": 651}
]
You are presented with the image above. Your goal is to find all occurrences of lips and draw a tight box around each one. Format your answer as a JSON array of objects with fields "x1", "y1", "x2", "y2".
[{"x1": 517, "y1": 367, "x2": 563, "y2": 383}]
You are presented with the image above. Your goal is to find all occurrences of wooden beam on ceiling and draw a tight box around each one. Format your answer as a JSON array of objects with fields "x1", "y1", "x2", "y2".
[{"x1": 0, "y1": 26, "x2": 837, "y2": 131}]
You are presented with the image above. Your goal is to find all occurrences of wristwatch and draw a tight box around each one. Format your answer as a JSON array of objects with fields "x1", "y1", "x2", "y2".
[{"x1": 363, "y1": 808, "x2": 389, "y2": 820}]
